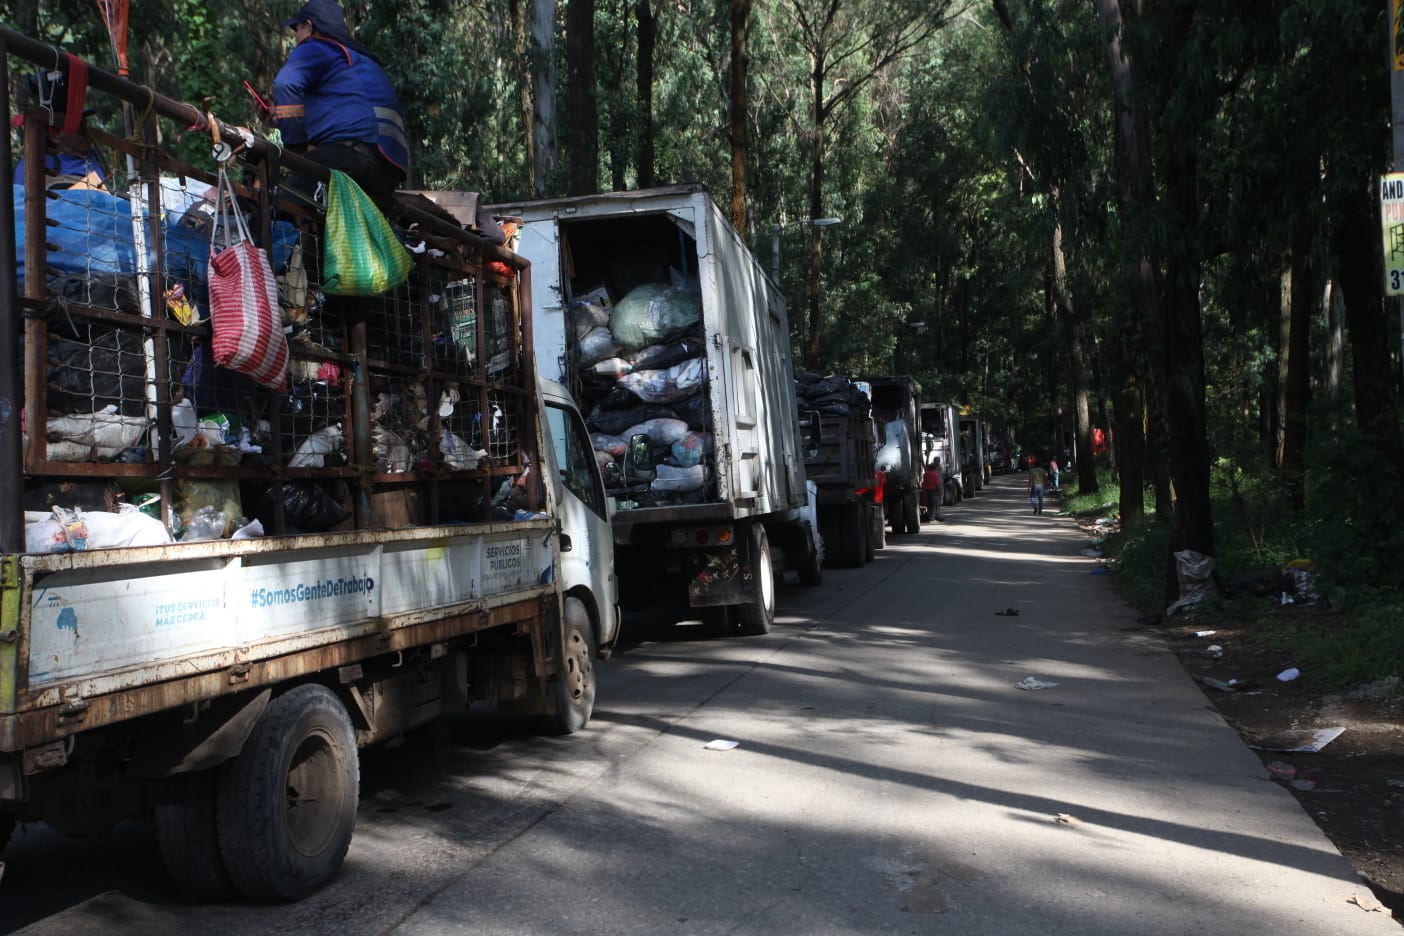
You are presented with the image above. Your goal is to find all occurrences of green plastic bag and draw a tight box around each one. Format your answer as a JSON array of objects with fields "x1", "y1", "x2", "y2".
[{"x1": 322, "y1": 170, "x2": 412, "y2": 296}]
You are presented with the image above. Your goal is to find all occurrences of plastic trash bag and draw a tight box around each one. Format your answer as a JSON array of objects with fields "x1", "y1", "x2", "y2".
[
  {"x1": 571, "y1": 293, "x2": 612, "y2": 338},
  {"x1": 1167, "y1": 549, "x2": 1216, "y2": 617},
  {"x1": 671, "y1": 432, "x2": 706, "y2": 467},
  {"x1": 577, "y1": 325, "x2": 622, "y2": 367},
  {"x1": 587, "y1": 404, "x2": 676, "y2": 436},
  {"x1": 176, "y1": 478, "x2": 243, "y2": 539},
  {"x1": 652, "y1": 464, "x2": 705, "y2": 493},
  {"x1": 610, "y1": 282, "x2": 702, "y2": 350},
  {"x1": 627, "y1": 335, "x2": 705, "y2": 372},
  {"x1": 621, "y1": 417, "x2": 690, "y2": 448},
  {"x1": 672, "y1": 392, "x2": 709, "y2": 431},
  {"x1": 617, "y1": 358, "x2": 707, "y2": 404},
  {"x1": 592, "y1": 433, "x2": 628, "y2": 457},
  {"x1": 253, "y1": 482, "x2": 350, "y2": 533},
  {"x1": 25, "y1": 504, "x2": 172, "y2": 552},
  {"x1": 289, "y1": 424, "x2": 345, "y2": 468}
]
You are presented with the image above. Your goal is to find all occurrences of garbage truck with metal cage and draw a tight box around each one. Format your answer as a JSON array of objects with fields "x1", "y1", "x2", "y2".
[
  {"x1": 0, "y1": 30, "x2": 618, "y2": 903},
  {"x1": 795, "y1": 373, "x2": 880, "y2": 567},
  {"x1": 480, "y1": 185, "x2": 824, "y2": 636}
]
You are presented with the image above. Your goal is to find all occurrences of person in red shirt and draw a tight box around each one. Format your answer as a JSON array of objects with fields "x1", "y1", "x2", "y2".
[{"x1": 922, "y1": 460, "x2": 942, "y2": 522}]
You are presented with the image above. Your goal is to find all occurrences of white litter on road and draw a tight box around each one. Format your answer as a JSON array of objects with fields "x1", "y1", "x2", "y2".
[
  {"x1": 1017, "y1": 677, "x2": 1060, "y2": 691},
  {"x1": 1252, "y1": 727, "x2": 1346, "y2": 754},
  {"x1": 703, "y1": 739, "x2": 739, "y2": 751}
]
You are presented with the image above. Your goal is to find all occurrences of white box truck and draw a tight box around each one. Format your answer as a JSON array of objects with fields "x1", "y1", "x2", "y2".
[
  {"x1": 487, "y1": 185, "x2": 823, "y2": 635},
  {"x1": 0, "y1": 35, "x2": 618, "y2": 902}
]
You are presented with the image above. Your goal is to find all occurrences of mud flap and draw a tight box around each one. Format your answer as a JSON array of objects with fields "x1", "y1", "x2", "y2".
[{"x1": 686, "y1": 535, "x2": 755, "y2": 608}]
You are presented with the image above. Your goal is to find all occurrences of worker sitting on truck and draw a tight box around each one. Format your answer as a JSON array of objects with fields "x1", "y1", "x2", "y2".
[
  {"x1": 274, "y1": 0, "x2": 409, "y2": 210},
  {"x1": 922, "y1": 460, "x2": 942, "y2": 523}
]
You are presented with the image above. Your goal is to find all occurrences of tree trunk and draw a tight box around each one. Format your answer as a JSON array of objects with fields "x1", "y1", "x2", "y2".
[
  {"x1": 730, "y1": 0, "x2": 752, "y2": 233},
  {"x1": 530, "y1": 0, "x2": 558, "y2": 198},
  {"x1": 636, "y1": 0, "x2": 656, "y2": 189},
  {"x1": 1111, "y1": 340, "x2": 1146, "y2": 528},
  {"x1": 1049, "y1": 197, "x2": 1097, "y2": 496},
  {"x1": 566, "y1": 0, "x2": 599, "y2": 196},
  {"x1": 1092, "y1": 0, "x2": 1171, "y2": 526},
  {"x1": 1275, "y1": 214, "x2": 1312, "y2": 509},
  {"x1": 511, "y1": 0, "x2": 534, "y2": 195},
  {"x1": 804, "y1": 47, "x2": 827, "y2": 368},
  {"x1": 1162, "y1": 131, "x2": 1216, "y2": 602},
  {"x1": 1325, "y1": 281, "x2": 1345, "y2": 398},
  {"x1": 1333, "y1": 181, "x2": 1404, "y2": 515}
]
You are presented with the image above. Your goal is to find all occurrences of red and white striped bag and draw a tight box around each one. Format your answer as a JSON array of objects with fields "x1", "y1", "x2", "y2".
[{"x1": 207, "y1": 164, "x2": 288, "y2": 390}]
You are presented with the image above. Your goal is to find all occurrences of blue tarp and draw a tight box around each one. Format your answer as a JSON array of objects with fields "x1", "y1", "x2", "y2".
[{"x1": 12, "y1": 184, "x2": 298, "y2": 302}]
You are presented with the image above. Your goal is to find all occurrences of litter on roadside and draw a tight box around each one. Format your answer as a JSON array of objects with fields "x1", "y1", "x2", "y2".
[
  {"x1": 1349, "y1": 893, "x2": 1385, "y2": 912},
  {"x1": 1081, "y1": 548, "x2": 1103, "y2": 558},
  {"x1": 703, "y1": 739, "x2": 739, "y2": 751},
  {"x1": 1252, "y1": 727, "x2": 1345, "y2": 754},
  {"x1": 1266, "y1": 761, "x2": 1298, "y2": 780},
  {"x1": 1291, "y1": 778, "x2": 1317, "y2": 791},
  {"x1": 994, "y1": 608, "x2": 1021, "y2": 616},
  {"x1": 1054, "y1": 813, "x2": 1083, "y2": 827},
  {"x1": 1206, "y1": 644, "x2": 1224, "y2": 658},
  {"x1": 1018, "y1": 677, "x2": 1060, "y2": 691},
  {"x1": 1201, "y1": 676, "x2": 1241, "y2": 692},
  {"x1": 1277, "y1": 667, "x2": 1301, "y2": 682},
  {"x1": 1195, "y1": 630, "x2": 1218, "y2": 637}
]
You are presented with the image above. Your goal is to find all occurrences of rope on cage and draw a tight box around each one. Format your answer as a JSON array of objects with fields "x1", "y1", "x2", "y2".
[{"x1": 94, "y1": 0, "x2": 130, "y2": 78}]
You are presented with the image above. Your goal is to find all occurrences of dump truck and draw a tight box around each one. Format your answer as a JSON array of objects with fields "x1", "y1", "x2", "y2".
[
  {"x1": 920, "y1": 402, "x2": 965, "y2": 506},
  {"x1": 486, "y1": 185, "x2": 823, "y2": 635},
  {"x1": 959, "y1": 411, "x2": 988, "y2": 497},
  {"x1": 0, "y1": 30, "x2": 617, "y2": 902},
  {"x1": 795, "y1": 373, "x2": 879, "y2": 568},
  {"x1": 864, "y1": 376, "x2": 923, "y2": 535}
]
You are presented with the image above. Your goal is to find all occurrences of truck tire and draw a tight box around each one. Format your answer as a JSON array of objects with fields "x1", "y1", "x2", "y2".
[
  {"x1": 735, "y1": 525, "x2": 775, "y2": 636},
  {"x1": 903, "y1": 492, "x2": 921, "y2": 534},
  {"x1": 549, "y1": 597, "x2": 597, "y2": 735},
  {"x1": 798, "y1": 536, "x2": 824, "y2": 585},
  {"x1": 155, "y1": 768, "x2": 236, "y2": 901},
  {"x1": 863, "y1": 504, "x2": 877, "y2": 562},
  {"x1": 216, "y1": 684, "x2": 359, "y2": 902},
  {"x1": 888, "y1": 495, "x2": 906, "y2": 535},
  {"x1": 836, "y1": 502, "x2": 865, "y2": 568}
]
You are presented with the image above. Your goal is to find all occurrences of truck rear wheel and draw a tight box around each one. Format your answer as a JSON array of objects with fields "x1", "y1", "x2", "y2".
[
  {"x1": 863, "y1": 504, "x2": 877, "y2": 562},
  {"x1": 736, "y1": 525, "x2": 775, "y2": 636},
  {"x1": 155, "y1": 768, "x2": 236, "y2": 901},
  {"x1": 888, "y1": 495, "x2": 906, "y2": 535},
  {"x1": 216, "y1": 684, "x2": 359, "y2": 901},
  {"x1": 798, "y1": 534, "x2": 824, "y2": 585},
  {"x1": 903, "y1": 492, "x2": 921, "y2": 534},
  {"x1": 549, "y1": 597, "x2": 597, "y2": 735}
]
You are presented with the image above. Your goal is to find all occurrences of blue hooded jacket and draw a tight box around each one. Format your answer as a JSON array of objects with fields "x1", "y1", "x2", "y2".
[{"x1": 273, "y1": 0, "x2": 409, "y2": 176}]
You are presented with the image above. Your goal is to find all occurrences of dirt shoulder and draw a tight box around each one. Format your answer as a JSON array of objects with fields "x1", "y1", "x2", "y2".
[{"x1": 1151, "y1": 607, "x2": 1404, "y2": 921}]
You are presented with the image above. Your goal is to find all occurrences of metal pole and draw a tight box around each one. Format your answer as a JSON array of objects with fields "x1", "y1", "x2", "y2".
[
  {"x1": 1393, "y1": 0, "x2": 1404, "y2": 390},
  {"x1": 0, "y1": 46, "x2": 19, "y2": 554}
]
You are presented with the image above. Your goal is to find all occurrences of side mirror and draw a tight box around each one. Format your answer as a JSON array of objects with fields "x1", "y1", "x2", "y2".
[{"x1": 626, "y1": 433, "x2": 655, "y2": 483}]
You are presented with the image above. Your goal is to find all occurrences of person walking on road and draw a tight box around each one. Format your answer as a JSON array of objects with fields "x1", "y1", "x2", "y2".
[
  {"x1": 922, "y1": 459, "x2": 942, "y2": 523},
  {"x1": 1028, "y1": 462, "x2": 1048, "y2": 514},
  {"x1": 1049, "y1": 457, "x2": 1061, "y2": 493}
]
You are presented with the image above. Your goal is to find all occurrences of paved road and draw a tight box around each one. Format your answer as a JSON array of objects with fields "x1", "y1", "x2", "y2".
[{"x1": 6, "y1": 475, "x2": 1396, "y2": 934}]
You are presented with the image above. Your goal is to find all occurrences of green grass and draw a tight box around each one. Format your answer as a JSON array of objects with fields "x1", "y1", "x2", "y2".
[{"x1": 1065, "y1": 465, "x2": 1404, "y2": 690}]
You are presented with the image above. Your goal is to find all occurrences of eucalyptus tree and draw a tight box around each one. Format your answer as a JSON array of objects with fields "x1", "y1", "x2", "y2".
[
  {"x1": 987, "y1": 0, "x2": 1108, "y2": 496},
  {"x1": 761, "y1": 0, "x2": 959, "y2": 367}
]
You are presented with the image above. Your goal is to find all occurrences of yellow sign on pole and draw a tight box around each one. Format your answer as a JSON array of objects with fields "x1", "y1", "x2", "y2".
[
  {"x1": 1382, "y1": 173, "x2": 1404, "y2": 295},
  {"x1": 1397, "y1": 0, "x2": 1404, "y2": 71}
]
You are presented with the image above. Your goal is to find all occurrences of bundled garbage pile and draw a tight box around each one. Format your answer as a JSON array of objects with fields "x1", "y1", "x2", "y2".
[
  {"x1": 576, "y1": 277, "x2": 714, "y2": 507},
  {"x1": 794, "y1": 372, "x2": 871, "y2": 420}
]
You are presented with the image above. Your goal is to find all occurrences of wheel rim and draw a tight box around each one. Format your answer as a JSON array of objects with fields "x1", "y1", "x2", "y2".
[
  {"x1": 757, "y1": 536, "x2": 775, "y2": 616},
  {"x1": 561, "y1": 626, "x2": 593, "y2": 703},
  {"x1": 285, "y1": 729, "x2": 343, "y2": 858}
]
